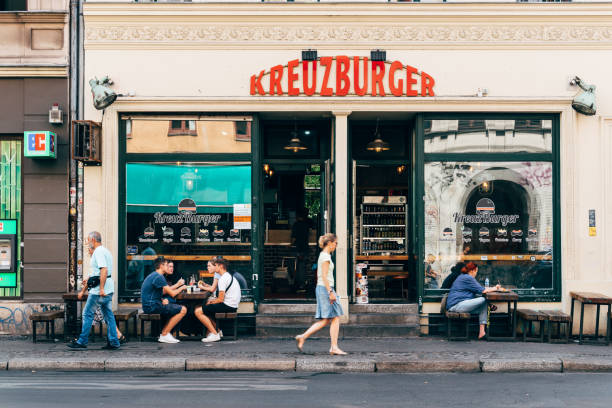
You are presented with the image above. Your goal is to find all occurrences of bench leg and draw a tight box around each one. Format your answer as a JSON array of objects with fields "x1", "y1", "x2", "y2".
[
  {"x1": 579, "y1": 303, "x2": 585, "y2": 344},
  {"x1": 51, "y1": 320, "x2": 56, "y2": 341},
  {"x1": 446, "y1": 318, "x2": 451, "y2": 340},
  {"x1": 140, "y1": 320, "x2": 145, "y2": 342},
  {"x1": 32, "y1": 321, "x2": 37, "y2": 343},
  {"x1": 45, "y1": 321, "x2": 50, "y2": 339},
  {"x1": 595, "y1": 304, "x2": 601, "y2": 340},
  {"x1": 570, "y1": 298, "x2": 575, "y2": 336},
  {"x1": 233, "y1": 318, "x2": 238, "y2": 340},
  {"x1": 539, "y1": 321, "x2": 544, "y2": 343},
  {"x1": 133, "y1": 316, "x2": 137, "y2": 341}
]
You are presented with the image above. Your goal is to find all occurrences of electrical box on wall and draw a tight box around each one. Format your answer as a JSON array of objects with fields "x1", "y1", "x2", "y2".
[
  {"x1": 71, "y1": 120, "x2": 102, "y2": 165},
  {"x1": 23, "y1": 131, "x2": 57, "y2": 159},
  {"x1": 49, "y1": 104, "x2": 63, "y2": 124}
]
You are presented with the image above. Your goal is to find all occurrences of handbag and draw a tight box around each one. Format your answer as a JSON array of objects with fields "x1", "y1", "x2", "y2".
[{"x1": 87, "y1": 276, "x2": 101, "y2": 289}]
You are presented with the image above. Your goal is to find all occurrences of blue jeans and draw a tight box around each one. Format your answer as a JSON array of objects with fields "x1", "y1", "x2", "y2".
[
  {"x1": 449, "y1": 297, "x2": 488, "y2": 325},
  {"x1": 77, "y1": 294, "x2": 120, "y2": 347}
]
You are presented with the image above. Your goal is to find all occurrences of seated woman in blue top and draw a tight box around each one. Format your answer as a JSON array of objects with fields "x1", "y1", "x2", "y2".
[{"x1": 446, "y1": 262, "x2": 500, "y2": 339}]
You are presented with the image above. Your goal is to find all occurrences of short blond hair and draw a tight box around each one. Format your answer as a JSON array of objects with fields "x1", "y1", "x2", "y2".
[{"x1": 318, "y1": 233, "x2": 337, "y2": 249}]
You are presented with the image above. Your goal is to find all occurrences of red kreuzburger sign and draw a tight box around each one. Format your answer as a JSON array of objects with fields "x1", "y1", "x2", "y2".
[{"x1": 250, "y1": 56, "x2": 435, "y2": 97}]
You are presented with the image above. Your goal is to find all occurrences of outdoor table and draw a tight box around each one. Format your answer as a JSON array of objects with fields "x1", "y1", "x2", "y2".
[
  {"x1": 62, "y1": 292, "x2": 87, "y2": 341},
  {"x1": 484, "y1": 290, "x2": 519, "y2": 341},
  {"x1": 569, "y1": 291, "x2": 612, "y2": 345},
  {"x1": 174, "y1": 290, "x2": 211, "y2": 338}
]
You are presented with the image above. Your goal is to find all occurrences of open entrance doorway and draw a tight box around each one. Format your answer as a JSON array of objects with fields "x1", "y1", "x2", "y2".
[
  {"x1": 350, "y1": 115, "x2": 416, "y2": 303},
  {"x1": 261, "y1": 117, "x2": 331, "y2": 301}
]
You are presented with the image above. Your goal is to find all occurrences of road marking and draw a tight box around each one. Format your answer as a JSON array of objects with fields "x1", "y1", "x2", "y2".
[{"x1": 0, "y1": 378, "x2": 308, "y2": 392}]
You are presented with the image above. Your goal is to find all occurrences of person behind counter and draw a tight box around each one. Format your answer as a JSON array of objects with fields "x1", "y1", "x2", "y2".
[
  {"x1": 195, "y1": 257, "x2": 241, "y2": 343},
  {"x1": 446, "y1": 262, "x2": 501, "y2": 339},
  {"x1": 295, "y1": 233, "x2": 347, "y2": 355},
  {"x1": 141, "y1": 257, "x2": 188, "y2": 344}
]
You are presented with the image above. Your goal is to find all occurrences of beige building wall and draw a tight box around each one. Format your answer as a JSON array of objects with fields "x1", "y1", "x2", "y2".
[{"x1": 83, "y1": 3, "x2": 612, "y2": 332}]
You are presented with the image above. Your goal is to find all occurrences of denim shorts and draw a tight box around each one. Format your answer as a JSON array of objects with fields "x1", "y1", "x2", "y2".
[{"x1": 144, "y1": 302, "x2": 183, "y2": 317}]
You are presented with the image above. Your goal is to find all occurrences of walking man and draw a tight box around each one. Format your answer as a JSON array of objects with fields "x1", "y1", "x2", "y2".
[{"x1": 68, "y1": 231, "x2": 121, "y2": 350}]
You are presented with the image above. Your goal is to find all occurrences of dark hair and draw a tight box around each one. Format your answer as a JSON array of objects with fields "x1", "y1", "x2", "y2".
[
  {"x1": 153, "y1": 257, "x2": 167, "y2": 271},
  {"x1": 461, "y1": 262, "x2": 478, "y2": 274},
  {"x1": 211, "y1": 256, "x2": 228, "y2": 271}
]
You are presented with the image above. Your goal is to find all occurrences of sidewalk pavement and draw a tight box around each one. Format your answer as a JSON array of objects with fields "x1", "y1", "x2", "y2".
[{"x1": 1, "y1": 336, "x2": 612, "y2": 373}]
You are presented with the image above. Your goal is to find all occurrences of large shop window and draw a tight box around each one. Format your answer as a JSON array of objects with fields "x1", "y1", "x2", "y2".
[
  {"x1": 124, "y1": 116, "x2": 251, "y2": 154},
  {"x1": 124, "y1": 162, "x2": 251, "y2": 292},
  {"x1": 422, "y1": 116, "x2": 558, "y2": 300}
]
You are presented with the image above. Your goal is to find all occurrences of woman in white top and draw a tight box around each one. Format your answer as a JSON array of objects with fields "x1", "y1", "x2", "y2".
[{"x1": 295, "y1": 233, "x2": 347, "y2": 355}]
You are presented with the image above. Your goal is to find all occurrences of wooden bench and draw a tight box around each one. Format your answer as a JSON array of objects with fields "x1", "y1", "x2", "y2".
[
  {"x1": 215, "y1": 312, "x2": 238, "y2": 340},
  {"x1": 138, "y1": 313, "x2": 161, "y2": 341},
  {"x1": 441, "y1": 294, "x2": 472, "y2": 341},
  {"x1": 29, "y1": 310, "x2": 63, "y2": 343},
  {"x1": 517, "y1": 309, "x2": 547, "y2": 343},
  {"x1": 541, "y1": 310, "x2": 571, "y2": 343},
  {"x1": 570, "y1": 291, "x2": 612, "y2": 345},
  {"x1": 115, "y1": 308, "x2": 138, "y2": 341}
]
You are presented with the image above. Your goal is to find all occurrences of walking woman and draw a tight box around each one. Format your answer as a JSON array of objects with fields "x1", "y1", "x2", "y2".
[{"x1": 295, "y1": 233, "x2": 347, "y2": 355}]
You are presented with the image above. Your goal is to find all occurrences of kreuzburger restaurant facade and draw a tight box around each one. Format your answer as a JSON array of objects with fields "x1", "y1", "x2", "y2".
[{"x1": 83, "y1": 2, "x2": 612, "y2": 333}]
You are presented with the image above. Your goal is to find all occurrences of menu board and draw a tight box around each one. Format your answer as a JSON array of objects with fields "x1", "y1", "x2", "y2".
[{"x1": 233, "y1": 204, "x2": 252, "y2": 230}]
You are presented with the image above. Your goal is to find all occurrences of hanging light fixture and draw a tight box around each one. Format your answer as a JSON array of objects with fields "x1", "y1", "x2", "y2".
[
  {"x1": 284, "y1": 118, "x2": 308, "y2": 153},
  {"x1": 366, "y1": 118, "x2": 390, "y2": 153}
]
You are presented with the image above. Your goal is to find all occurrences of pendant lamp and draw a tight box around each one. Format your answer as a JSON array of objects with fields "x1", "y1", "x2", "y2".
[
  {"x1": 284, "y1": 119, "x2": 307, "y2": 153},
  {"x1": 366, "y1": 118, "x2": 390, "y2": 153}
]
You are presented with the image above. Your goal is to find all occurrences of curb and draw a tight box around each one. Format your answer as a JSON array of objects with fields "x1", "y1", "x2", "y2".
[
  {"x1": 8, "y1": 357, "x2": 105, "y2": 371},
  {"x1": 104, "y1": 357, "x2": 186, "y2": 371},
  {"x1": 561, "y1": 357, "x2": 612, "y2": 372},
  {"x1": 296, "y1": 358, "x2": 375, "y2": 373},
  {"x1": 187, "y1": 358, "x2": 296, "y2": 371},
  {"x1": 375, "y1": 359, "x2": 480, "y2": 373},
  {"x1": 480, "y1": 358, "x2": 562, "y2": 373}
]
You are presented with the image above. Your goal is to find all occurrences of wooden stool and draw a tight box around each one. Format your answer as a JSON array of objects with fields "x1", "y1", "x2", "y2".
[
  {"x1": 541, "y1": 310, "x2": 571, "y2": 343},
  {"x1": 138, "y1": 313, "x2": 161, "y2": 341},
  {"x1": 392, "y1": 274, "x2": 410, "y2": 299},
  {"x1": 517, "y1": 309, "x2": 547, "y2": 342},
  {"x1": 29, "y1": 310, "x2": 64, "y2": 343},
  {"x1": 215, "y1": 312, "x2": 238, "y2": 340},
  {"x1": 441, "y1": 294, "x2": 472, "y2": 341},
  {"x1": 115, "y1": 308, "x2": 138, "y2": 340}
]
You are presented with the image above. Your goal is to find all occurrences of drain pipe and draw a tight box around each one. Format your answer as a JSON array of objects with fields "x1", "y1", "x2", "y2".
[{"x1": 68, "y1": 0, "x2": 79, "y2": 292}]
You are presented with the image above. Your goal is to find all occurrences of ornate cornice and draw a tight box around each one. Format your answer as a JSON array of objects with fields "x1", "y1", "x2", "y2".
[
  {"x1": 85, "y1": 23, "x2": 612, "y2": 49},
  {"x1": 0, "y1": 66, "x2": 67, "y2": 77}
]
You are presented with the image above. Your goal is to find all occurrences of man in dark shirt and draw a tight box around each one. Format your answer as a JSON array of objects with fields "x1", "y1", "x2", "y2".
[
  {"x1": 441, "y1": 262, "x2": 465, "y2": 289},
  {"x1": 291, "y1": 209, "x2": 311, "y2": 291},
  {"x1": 141, "y1": 257, "x2": 187, "y2": 344}
]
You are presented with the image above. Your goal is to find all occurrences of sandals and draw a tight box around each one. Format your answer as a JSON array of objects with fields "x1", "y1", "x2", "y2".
[
  {"x1": 295, "y1": 335, "x2": 305, "y2": 353},
  {"x1": 118, "y1": 335, "x2": 127, "y2": 344},
  {"x1": 329, "y1": 348, "x2": 348, "y2": 356}
]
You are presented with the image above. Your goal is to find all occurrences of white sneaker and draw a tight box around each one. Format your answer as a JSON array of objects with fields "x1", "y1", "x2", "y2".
[
  {"x1": 158, "y1": 333, "x2": 180, "y2": 344},
  {"x1": 201, "y1": 332, "x2": 221, "y2": 343},
  {"x1": 218, "y1": 330, "x2": 223, "y2": 339}
]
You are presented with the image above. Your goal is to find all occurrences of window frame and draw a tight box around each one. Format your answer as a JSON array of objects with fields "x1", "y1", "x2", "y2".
[
  {"x1": 118, "y1": 114, "x2": 256, "y2": 301},
  {"x1": 417, "y1": 113, "x2": 561, "y2": 303}
]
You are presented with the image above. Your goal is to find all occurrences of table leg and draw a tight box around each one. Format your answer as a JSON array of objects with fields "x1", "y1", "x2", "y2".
[
  {"x1": 579, "y1": 302, "x2": 585, "y2": 344},
  {"x1": 570, "y1": 298, "x2": 575, "y2": 336},
  {"x1": 512, "y1": 300, "x2": 517, "y2": 340},
  {"x1": 595, "y1": 304, "x2": 601, "y2": 340}
]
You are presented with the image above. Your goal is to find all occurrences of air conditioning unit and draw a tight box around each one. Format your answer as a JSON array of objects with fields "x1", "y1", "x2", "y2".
[
  {"x1": 49, "y1": 104, "x2": 63, "y2": 124},
  {"x1": 71, "y1": 120, "x2": 102, "y2": 165}
]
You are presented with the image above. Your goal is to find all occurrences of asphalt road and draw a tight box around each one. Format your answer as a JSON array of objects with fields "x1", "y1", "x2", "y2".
[{"x1": 1, "y1": 371, "x2": 611, "y2": 408}]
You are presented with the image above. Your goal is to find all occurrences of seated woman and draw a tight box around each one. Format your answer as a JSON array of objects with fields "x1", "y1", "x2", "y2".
[{"x1": 446, "y1": 262, "x2": 500, "y2": 339}]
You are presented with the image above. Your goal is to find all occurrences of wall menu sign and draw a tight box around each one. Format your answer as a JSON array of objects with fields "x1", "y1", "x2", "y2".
[
  {"x1": 250, "y1": 56, "x2": 435, "y2": 97},
  {"x1": 233, "y1": 204, "x2": 251, "y2": 230}
]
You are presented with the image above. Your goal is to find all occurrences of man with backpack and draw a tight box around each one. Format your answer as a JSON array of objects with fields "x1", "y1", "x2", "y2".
[{"x1": 194, "y1": 257, "x2": 241, "y2": 343}]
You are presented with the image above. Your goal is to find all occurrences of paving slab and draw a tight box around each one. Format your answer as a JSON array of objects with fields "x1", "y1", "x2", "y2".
[
  {"x1": 9, "y1": 357, "x2": 105, "y2": 371},
  {"x1": 187, "y1": 357, "x2": 296, "y2": 371},
  {"x1": 296, "y1": 357, "x2": 375, "y2": 373},
  {"x1": 480, "y1": 357, "x2": 562, "y2": 373},
  {"x1": 104, "y1": 357, "x2": 185, "y2": 371}
]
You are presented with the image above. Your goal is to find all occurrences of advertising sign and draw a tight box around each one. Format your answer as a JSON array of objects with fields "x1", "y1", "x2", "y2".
[
  {"x1": 233, "y1": 204, "x2": 252, "y2": 229},
  {"x1": 23, "y1": 131, "x2": 57, "y2": 159}
]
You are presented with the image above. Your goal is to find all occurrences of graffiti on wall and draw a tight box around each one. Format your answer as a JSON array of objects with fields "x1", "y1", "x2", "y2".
[{"x1": 0, "y1": 304, "x2": 62, "y2": 334}]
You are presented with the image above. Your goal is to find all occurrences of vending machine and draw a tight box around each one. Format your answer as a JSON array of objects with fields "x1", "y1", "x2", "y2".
[{"x1": 0, "y1": 220, "x2": 18, "y2": 288}]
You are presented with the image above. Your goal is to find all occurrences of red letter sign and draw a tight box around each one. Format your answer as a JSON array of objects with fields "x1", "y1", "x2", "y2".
[
  {"x1": 388, "y1": 61, "x2": 404, "y2": 97},
  {"x1": 335, "y1": 56, "x2": 350, "y2": 96},
  {"x1": 287, "y1": 59, "x2": 300, "y2": 96}
]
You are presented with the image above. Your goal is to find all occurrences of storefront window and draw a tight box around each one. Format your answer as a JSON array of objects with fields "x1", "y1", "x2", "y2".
[
  {"x1": 424, "y1": 119, "x2": 552, "y2": 153},
  {"x1": 125, "y1": 117, "x2": 251, "y2": 154},
  {"x1": 424, "y1": 161, "x2": 554, "y2": 296},
  {"x1": 124, "y1": 162, "x2": 251, "y2": 292}
]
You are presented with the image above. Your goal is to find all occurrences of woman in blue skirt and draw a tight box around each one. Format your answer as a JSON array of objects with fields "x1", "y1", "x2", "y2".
[{"x1": 295, "y1": 233, "x2": 347, "y2": 355}]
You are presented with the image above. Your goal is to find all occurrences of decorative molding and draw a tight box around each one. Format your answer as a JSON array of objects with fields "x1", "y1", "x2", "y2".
[
  {"x1": 85, "y1": 23, "x2": 612, "y2": 49},
  {"x1": 0, "y1": 12, "x2": 67, "y2": 24},
  {"x1": 0, "y1": 66, "x2": 67, "y2": 77}
]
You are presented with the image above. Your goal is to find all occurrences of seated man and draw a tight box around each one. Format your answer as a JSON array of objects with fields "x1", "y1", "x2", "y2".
[
  {"x1": 163, "y1": 260, "x2": 184, "y2": 304},
  {"x1": 141, "y1": 257, "x2": 188, "y2": 344},
  {"x1": 195, "y1": 257, "x2": 241, "y2": 343}
]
